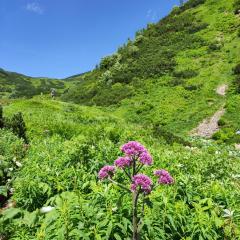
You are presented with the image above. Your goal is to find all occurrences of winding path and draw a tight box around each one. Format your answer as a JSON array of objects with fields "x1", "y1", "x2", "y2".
[{"x1": 190, "y1": 84, "x2": 228, "y2": 138}]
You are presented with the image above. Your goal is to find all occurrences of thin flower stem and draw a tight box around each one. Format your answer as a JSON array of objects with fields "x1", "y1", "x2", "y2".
[
  {"x1": 132, "y1": 190, "x2": 140, "y2": 240},
  {"x1": 108, "y1": 178, "x2": 131, "y2": 192},
  {"x1": 136, "y1": 164, "x2": 143, "y2": 174},
  {"x1": 138, "y1": 195, "x2": 145, "y2": 226},
  {"x1": 123, "y1": 168, "x2": 132, "y2": 181}
]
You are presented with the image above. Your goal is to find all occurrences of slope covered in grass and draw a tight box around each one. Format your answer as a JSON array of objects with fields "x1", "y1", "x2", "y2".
[
  {"x1": 1, "y1": 98, "x2": 240, "y2": 239},
  {"x1": 0, "y1": 68, "x2": 67, "y2": 99},
  {"x1": 62, "y1": 0, "x2": 240, "y2": 139}
]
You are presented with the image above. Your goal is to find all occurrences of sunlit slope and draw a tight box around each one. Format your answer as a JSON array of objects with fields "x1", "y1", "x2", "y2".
[
  {"x1": 62, "y1": 0, "x2": 240, "y2": 139},
  {"x1": 0, "y1": 68, "x2": 67, "y2": 99}
]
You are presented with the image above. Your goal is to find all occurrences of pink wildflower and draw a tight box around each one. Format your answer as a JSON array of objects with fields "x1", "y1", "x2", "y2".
[
  {"x1": 131, "y1": 174, "x2": 153, "y2": 194},
  {"x1": 115, "y1": 156, "x2": 132, "y2": 169},
  {"x1": 120, "y1": 141, "x2": 152, "y2": 165},
  {"x1": 154, "y1": 169, "x2": 174, "y2": 185},
  {"x1": 121, "y1": 141, "x2": 146, "y2": 156},
  {"x1": 98, "y1": 165, "x2": 115, "y2": 180},
  {"x1": 139, "y1": 151, "x2": 153, "y2": 165}
]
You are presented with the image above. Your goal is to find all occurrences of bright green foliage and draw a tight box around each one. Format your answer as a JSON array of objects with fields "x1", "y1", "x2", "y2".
[
  {"x1": 1, "y1": 0, "x2": 240, "y2": 239},
  {"x1": 0, "y1": 99, "x2": 240, "y2": 239},
  {"x1": 234, "y1": 0, "x2": 240, "y2": 14},
  {"x1": 0, "y1": 130, "x2": 25, "y2": 207},
  {"x1": 0, "y1": 68, "x2": 66, "y2": 99},
  {"x1": 60, "y1": 0, "x2": 240, "y2": 140}
]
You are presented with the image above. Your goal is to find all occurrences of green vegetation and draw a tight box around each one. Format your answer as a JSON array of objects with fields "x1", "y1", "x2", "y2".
[
  {"x1": 1, "y1": 0, "x2": 240, "y2": 239},
  {"x1": 0, "y1": 69, "x2": 66, "y2": 99},
  {"x1": 61, "y1": 0, "x2": 240, "y2": 139},
  {"x1": 0, "y1": 99, "x2": 240, "y2": 239}
]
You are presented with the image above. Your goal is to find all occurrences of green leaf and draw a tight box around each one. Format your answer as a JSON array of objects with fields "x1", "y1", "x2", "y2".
[
  {"x1": 114, "y1": 233, "x2": 122, "y2": 240},
  {"x1": 106, "y1": 220, "x2": 113, "y2": 238},
  {"x1": 2, "y1": 208, "x2": 21, "y2": 220},
  {"x1": 0, "y1": 185, "x2": 7, "y2": 197}
]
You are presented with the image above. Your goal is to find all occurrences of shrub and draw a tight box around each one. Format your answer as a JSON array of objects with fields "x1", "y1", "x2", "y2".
[
  {"x1": 184, "y1": 83, "x2": 203, "y2": 91},
  {"x1": 208, "y1": 42, "x2": 221, "y2": 51},
  {"x1": 234, "y1": 75, "x2": 240, "y2": 93},
  {"x1": 173, "y1": 69, "x2": 198, "y2": 79},
  {"x1": 218, "y1": 118, "x2": 228, "y2": 127},
  {"x1": 7, "y1": 113, "x2": 28, "y2": 143},
  {"x1": 0, "y1": 105, "x2": 3, "y2": 128},
  {"x1": 0, "y1": 129, "x2": 25, "y2": 207},
  {"x1": 153, "y1": 125, "x2": 191, "y2": 146},
  {"x1": 233, "y1": 63, "x2": 240, "y2": 75},
  {"x1": 169, "y1": 78, "x2": 185, "y2": 86},
  {"x1": 233, "y1": 0, "x2": 240, "y2": 14},
  {"x1": 99, "y1": 54, "x2": 120, "y2": 70}
]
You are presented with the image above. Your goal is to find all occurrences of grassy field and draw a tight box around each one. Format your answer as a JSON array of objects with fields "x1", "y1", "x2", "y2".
[
  {"x1": 0, "y1": 0, "x2": 240, "y2": 239},
  {"x1": 0, "y1": 98, "x2": 240, "y2": 239}
]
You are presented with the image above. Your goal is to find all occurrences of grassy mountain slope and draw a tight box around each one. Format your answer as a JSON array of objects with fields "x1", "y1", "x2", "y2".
[
  {"x1": 62, "y1": 0, "x2": 240, "y2": 140},
  {"x1": 0, "y1": 68, "x2": 67, "y2": 99}
]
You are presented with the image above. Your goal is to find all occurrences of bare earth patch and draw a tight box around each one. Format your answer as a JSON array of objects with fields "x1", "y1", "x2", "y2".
[
  {"x1": 235, "y1": 144, "x2": 240, "y2": 150},
  {"x1": 190, "y1": 84, "x2": 228, "y2": 138},
  {"x1": 216, "y1": 84, "x2": 228, "y2": 96},
  {"x1": 190, "y1": 108, "x2": 225, "y2": 138}
]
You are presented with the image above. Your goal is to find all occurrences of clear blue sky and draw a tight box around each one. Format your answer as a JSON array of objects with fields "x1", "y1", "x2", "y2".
[{"x1": 0, "y1": 0, "x2": 180, "y2": 78}]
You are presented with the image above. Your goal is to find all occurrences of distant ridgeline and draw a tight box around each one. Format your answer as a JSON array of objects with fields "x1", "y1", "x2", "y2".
[{"x1": 0, "y1": 68, "x2": 66, "y2": 99}]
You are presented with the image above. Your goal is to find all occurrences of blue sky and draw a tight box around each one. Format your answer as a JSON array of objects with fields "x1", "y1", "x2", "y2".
[{"x1": 0, "y1": 0, "x2": 180, "y2": 78}]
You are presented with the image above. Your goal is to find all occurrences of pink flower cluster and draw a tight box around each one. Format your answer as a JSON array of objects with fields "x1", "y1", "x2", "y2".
[
  {"x1": 154, "y1": 170, "x2": 174, "y2": 185},
  {"x1": 121, "y1": 141, "x2": 146, "y2": 156},
  {"x1": 117, "y1": 141, "x2": 152, "y2": 167},
  {"x1": 131, "y1": 174, "x2": 153, "y2": 194},
  {"x1": 114, "y1": 156, "x2": 132, "y2": 169},
  {"x1": 98, "y1": 165, "x2": 115, "y2": 180}
]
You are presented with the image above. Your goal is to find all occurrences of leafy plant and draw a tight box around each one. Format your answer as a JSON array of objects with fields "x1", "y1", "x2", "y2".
[{"x1": 98, "y1": 141, "x2": 174, "y2": 239}]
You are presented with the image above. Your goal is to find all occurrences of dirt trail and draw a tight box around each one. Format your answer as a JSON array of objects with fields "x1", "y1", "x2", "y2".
[
  {"x1": 190, "y1": 84, "x2": 228, "y2": 138},
  {"x1": 190, "y1": 108, "x2": 225, "y2": 138},
  {"x1": 235, "y1": 144, "x2": 240, "y2": 150}
]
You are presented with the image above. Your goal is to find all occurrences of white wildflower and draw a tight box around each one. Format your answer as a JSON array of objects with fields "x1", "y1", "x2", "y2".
[
  {"x1": 15, "y1": 161, "x2": 22, "y2": 167},
  {"x1": 40, "y1": 206, "x2": 55, "y2": 213},
  {"x1": 112, "y1": 207, "x2": 118, "y2": 212},
  {"x1": 223, "y1": 209, "x2": 234, "y2": 218}
]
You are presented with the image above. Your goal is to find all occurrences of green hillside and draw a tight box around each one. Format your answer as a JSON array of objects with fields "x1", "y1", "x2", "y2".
[
  {"x1": 1, "y1": 0, "x2": 240, "y2": 239},
  {"x1": 0, "y1": 68, "x2": 67, "y2": 99},
  {"x1": 61, "y1": 0, "x2": 240, "y2": 139}
]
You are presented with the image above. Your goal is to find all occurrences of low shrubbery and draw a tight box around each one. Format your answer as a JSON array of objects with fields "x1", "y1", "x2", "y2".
[
  {"x1": 0, "y1": 129, "x2": 26, "y2": 208},
  {"x1": 234, "y1": 0, "x2": 240, "y2": 14},
  {"x1": 0, "y1": 105, "x2": 28, "y2": 143},
  {"x1": 0, "y1": 99, "x2": 240, "y2": 239},
  {"x1": 233, "y1": 63, "x2": 240, "y2": 93}
]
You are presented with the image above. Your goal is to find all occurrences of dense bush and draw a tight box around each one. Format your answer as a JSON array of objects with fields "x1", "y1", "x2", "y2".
[
  {"x1": 173, "y1": 69, "x2": 199, "y2": 79},
  {"x1": 233, "y1": 0, "x2": 240, "y2": 14},
  {"x1": 208, "y1": 42, "x2": 221, "y2": 51},
  {"x1": 0, "y1": 129, "x2": 25, "y2": 207},
  {"x1": 0, "y1": 105, "x2": 3, "y2": 128},
  {"x1": 1, "y1": 107, "x2": 28, "y2": 143},
  {"x1": 233, "y1": 63, "x2": 240, "y2": 75},
  {"x1": 61, "y1": 10, "x2": 207, "y2": 106},
  {"x1": 233, "y1": 64, "x2": 240, "y2": 93}
]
